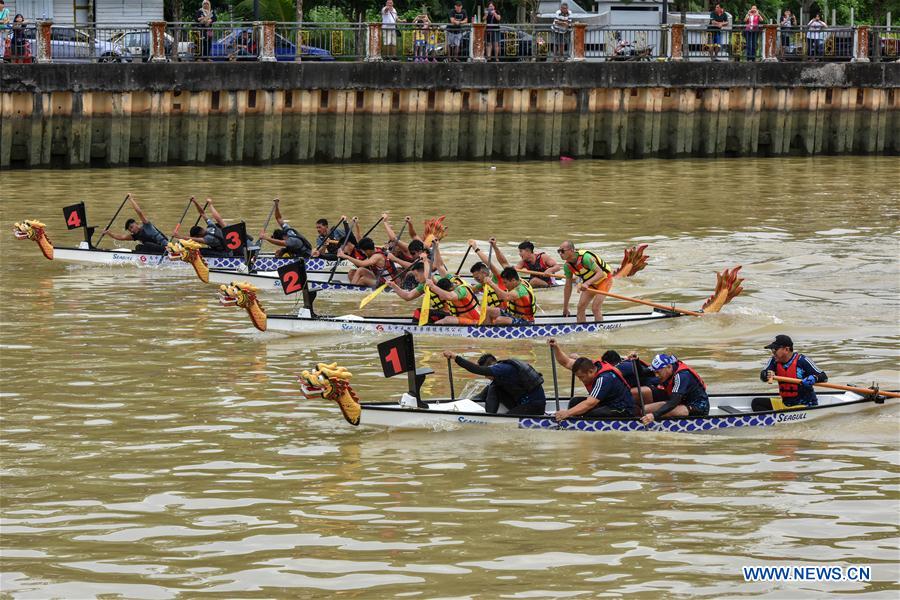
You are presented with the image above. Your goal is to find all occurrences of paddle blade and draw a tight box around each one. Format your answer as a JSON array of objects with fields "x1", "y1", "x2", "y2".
[
  {"x1": 700, "y1": 266, "x2": 744, "y2": 313},
  {"x1": 478, "y1": 283, "x2": 491, "y2": 325},
  {"x1": 418, "y1": 287, "x2": 431, "y2": 326},
  {"x1": 359, "y1": 284, "x2": 387, "y2": 309}
]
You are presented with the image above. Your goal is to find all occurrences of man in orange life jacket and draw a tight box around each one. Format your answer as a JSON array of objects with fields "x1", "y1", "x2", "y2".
[
  {"x1": 640, "y1": 354, "x2": 710, "y2": 425},
  {"x1": 548, "y1": 339, "x2": 635, "y2": 419},
  {"x1": 760, "y1": 334, "x2": 827, "y2": 407},
  {"x1": 557, "y1": 240, "x2": 613, "y2": 322}
]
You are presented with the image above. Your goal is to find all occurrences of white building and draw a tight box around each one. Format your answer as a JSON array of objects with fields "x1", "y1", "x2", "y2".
[{"x1": 3, "y1": 0, "x2": 163, "y2": 27}]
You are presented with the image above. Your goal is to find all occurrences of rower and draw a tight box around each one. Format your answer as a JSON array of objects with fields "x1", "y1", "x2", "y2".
[
  {"x1": 174, "y1": 197, "x2": 228, "y2": 254},
  {"x1": 760, "y1": 334, "x2": 828, "y2": 407},
  {"x1": 557, "y1": 240, "x2": 613, "y2": 322},
  {"x1": 384, "y1": 258, "x2": 450, "y2": 324},
  {"x1": 312, "y1": 216, "x2": 358, "y2": 260},
  {"x1": 426, "y1": 275, "x2": 481, "y2": 325},
  {"x1": 601, "y1": 350, "x2": 662, "y2": 407},
  {"x1": 257, "y1": 199, "x2": 312, "y2": 259},
  {"x1": 547, "y1": 339, "x2": 635, "y2": 419},
  {"x1": 338, "y1": 237, "x2": 395, "y2": 287},
  {"x1": 381, "y1": 213, "x2": 423, "y2": 261},
  {"x1": 100, "y1": 194, "x2": 168, "y2": 253},
  {"x1": 483, "y1": 267, "x2": 537, "y2": 325},
  {"x1": 442, "y1": 350, "x2": 546, "y2": 416},
  {"x1": 387, "y1": 239, "x2": 427, "y2": 289},
  {"x1": 468, "y1": 239, "x2": 507, "y2": 310},
  {"x1": 640, "y1": 354, "x2": 710, "y2": 425},
  {"x1": 489, "y1": 239, "x2": 560, "y2": 288}
]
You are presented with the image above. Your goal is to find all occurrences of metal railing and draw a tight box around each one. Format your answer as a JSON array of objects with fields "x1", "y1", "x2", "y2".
[
  {"x1": 1, "y1": 24, "x2": 35, "y2": 63},
  {"x1": 684, "y1": 25, "x2": 855, "y2": 61},
  {"x1": 588, "y1": 26, "x2": 663, "y2": 61},
  {"x1": 870, "y1": 27, "x2": 900, "y2": 62}
]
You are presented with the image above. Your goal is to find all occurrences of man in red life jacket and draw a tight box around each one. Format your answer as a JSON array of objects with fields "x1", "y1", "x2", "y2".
[
  {"x1": 548, "y1": 339, "x2": 636, "y2": 419},
  {"x1": 488, "y1": 238, "x2": 561, "y2": 288},
  {"x1": 338, "y1": 237, "x2": 395, "y2": 287},
  {"x1": 760, "y1": 334, "x2": 827, "y2": 407},
  {"x1": 640, "y1": 354, "x2": 710, "y2": 425}
]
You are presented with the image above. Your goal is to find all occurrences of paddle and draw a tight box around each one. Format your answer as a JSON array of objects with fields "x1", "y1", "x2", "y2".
[
  {"x1": 448, "y1": 356, "x2": 456, "y2": 400},
  {"x1": 256, "y1": 198, "x2": 278, "y2": 249},
  {"x1": 191, "y1": 200, "x2": 211, "y2": 229},
  {"x1": 172, "y1": 196, "x2": 195, "y2": 236},
  {"x1": 477, "y1": 243, "x2": 495, "y2": 325},
  {"x1": 768, "y1": 375, "x2": 900, "y2": 399},
  {"x1": 516, "y1": 267, "x2": 559, "y2": 281},
  {"x1": 418, "y1": 285, "x2": 432, "y2": 326},
  {"x1": 633, "y1": 357, "x2": 645, "y2": 417},
  {"x1": 388, "y1": 221, "x2": 408, "y2": 254},
  {"x1": 569, "y1": 367, "x2": 575, "y2": 399},
  {"x1": 579, "y1": 287, "x2": 703, "y2": 317},
  {"x1": 359, "y1": 258, "x2": 422, "y2": 309},
  {"x1": 550, "y1": 346, "x2": 560, "y2": 412},
  {"x1": 95, "y1": 194, "x2": 130, "y2": 247},
  {"x1": 360, "y1": 216, "x2": 385, "y2": 241},
  {"x1": 312, "y1": 217, "x2": 346, "y2": 255},
  {"x1": 454, "y1": 245, "x2": 472, "y2": 276},
  {"x1": 327, "y1": 221, "x2": 355, "y2": 284}
]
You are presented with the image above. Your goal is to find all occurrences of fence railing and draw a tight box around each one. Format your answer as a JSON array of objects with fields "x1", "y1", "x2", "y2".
[{"x1": 6, "y1": 20, "x2": 894, "y2": 64}]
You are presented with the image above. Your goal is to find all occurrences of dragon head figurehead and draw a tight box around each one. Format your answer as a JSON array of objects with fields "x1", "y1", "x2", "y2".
[
  {"x1": 299, "y1": 363, "x2": 361, "y2": 426},
  {"x1": 612, "y1": 244, "x2": 649, "y2": 278},
  {"x1": 13, "y1": 220, "x2": 54, "y2": 260},
  {"x1": 701, "y1": 266, "x2": 744, "y2": 313},
  {"x1": 166, "y1": 239, "x2": 209, "y2": 283},
  {"x1": 218, "y1": 281, "x2": 267, "y2": 332},
  {"x1": 422, "y1": 216, "x2": 447, "y2": 249}
]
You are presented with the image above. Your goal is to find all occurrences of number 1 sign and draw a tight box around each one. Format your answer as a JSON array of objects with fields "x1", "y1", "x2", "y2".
[{"x1": 377, "y1": 333, "x2": 415, "y2": 378}]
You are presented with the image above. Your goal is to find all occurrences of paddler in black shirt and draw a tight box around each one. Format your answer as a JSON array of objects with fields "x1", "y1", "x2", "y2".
[
  {"x1": 174, "y1": 197, "x2": 228, "y2": 253},
  {"x1": 101, "y1": 194, "x2": 169, "y2": 253},
  {"x1": 257, "y1": 199, "x2": 313, "y2": 259}
]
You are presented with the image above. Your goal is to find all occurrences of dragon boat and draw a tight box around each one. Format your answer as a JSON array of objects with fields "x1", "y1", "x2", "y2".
[
  {"x1": 216, "y1": 266, "x2": 743, "y2": 339},
  {"x1": 296, "y1": 338, "x2": 897, "y2": 433}
]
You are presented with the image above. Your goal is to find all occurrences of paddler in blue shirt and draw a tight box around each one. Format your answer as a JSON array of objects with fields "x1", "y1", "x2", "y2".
[
  {"x1": 441, "y1": 350, "x2": 546, "y2": 416},
  {"x1": 640, "y1": 354, "x2": 710, "y2": 425},
  {"x1": 174, "y1": 197, "x2": 229, "y2": 253},
  {"x1": 257, "y1": 199, "x2": 312, "y2": 259},
  {"x1": 760, "y1": 334, "x2": 828, "y2": 407},
  {"x1": 548, "y1": 339, "x2": 636, "y2": 419},
  {"x1": 101, "y1": 194, "x2": 168, "y2": 253}
]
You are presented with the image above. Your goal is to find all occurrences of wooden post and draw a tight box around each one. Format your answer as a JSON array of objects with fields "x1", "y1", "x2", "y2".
[
  {"x1": 149, "y1": 21, "x2": 168, "y2": 62},
  {"x1": 670, "y1": 22, "x2": 684, "y2": 61},
  {"x1": 569, "y1": 22, "x2": 586, "y2": 61},
  {"x1": 35, "y1": 20, "x2": 53, "y2": 63},
  {"x1": 471, "y1": 22, "x2": 486, "y2": 62},
  {"x1": 258, "y1": 21, "x2": 276, "y2": 62},
  {"x1": 852, "y1": 25, "x2": 870, "y2": 62},
  {"x1": 763, "y1": 23, "x2": 778, "y2": 61},
  {"x1": 366, "y1": 22, "x2": 383, "y2": 61}
]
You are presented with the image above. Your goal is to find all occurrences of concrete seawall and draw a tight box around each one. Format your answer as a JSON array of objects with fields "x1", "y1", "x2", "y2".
[{"x1": 2, "y1": 62, "x2": 897, "y2": 168}]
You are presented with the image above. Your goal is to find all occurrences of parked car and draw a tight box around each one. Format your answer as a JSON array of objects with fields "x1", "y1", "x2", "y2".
[
  {"x1": 111, "y1": 30, "x2": 195, "y2": 62},
  {"x1": 24, "y1": 27, "x2": 133, "y2": 62},
  {"x1": 432, "y1": 25, "x2": 544, "y2": 60},
  {"x1": 210, "y1": 27, "x2": 334, "y2": 61}
]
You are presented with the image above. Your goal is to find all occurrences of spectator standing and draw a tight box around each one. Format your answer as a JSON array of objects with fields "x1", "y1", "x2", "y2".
[
  {"x1": 10, "y1": 13, "x2": 27, "y2": 63},
  {"x1": 780, "y1": 9, "x2": 796, "y2": 57},
  {"x1": 485, "y1": 2, "x2": 501, "y2": 62},
  {"x1": 806, "y1": 13, "x2": 826, "y2": 59},
  {"x1": 743, "y1": 5, "x2": 763, "y2": 61},
  {"x1": 551, "y1": 3, "x2": 571, "y2": 62},
  {"x1": 413, "y1": 12, "x2": 431, "y2": 62},
  {"x1": 194, "y1": 0, "x2": 216, "y2": 61},
  {"x1": 382, "y1": 0, "x2": 398, "y2": 59},
  {"x1": 707, "y1": 3, "x2": 729, "y2": 61},
  {"x1": 448, "y1": 1, "x2": 468, "y2": 62},
  {"x1": 0, "y1": 1, "x2": 10, "y2": 63}
]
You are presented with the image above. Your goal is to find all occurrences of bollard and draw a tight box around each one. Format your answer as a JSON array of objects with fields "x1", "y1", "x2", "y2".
[
  {"x1": 763, "y1": 23, "x2": 778, "y2": 61},
  {"x1": 35, "y1": 20, "x2": 53, "y2": 63},
  {"x1": 149, "y1": 21, "x2": 168, "y2": 62},
  {"x1": 569, "y1": 22, "x2": 586, "y2": 61},
  {"x1": 471, "y1": 23, "x2": 486, "y2": 62},
  {"x1": 258, "y1": 21, "x2": 276, "y2": 62},
  {"x1": 670, "y1": 23, "x2": 684, "y2": 61},
  {"x1": 852, "y1": 25, "x2": 870, "y2": 62},
  {"x1": 366, "y1": 22, "x2": 383, "y2": 62}
]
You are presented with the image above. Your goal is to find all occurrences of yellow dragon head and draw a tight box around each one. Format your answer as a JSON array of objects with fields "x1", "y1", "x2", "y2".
[
  {"x1": 611, "y1": 243, "x2": 649, "y2": 278},
  {"x1": 298, "y1": 362, "x2": 360, "y2": 426},
  {"x1": 166, "y1": 239, "x2": 209, "y2": 283},
  {"x1": 218, "y1": 281, "x2": 267, "y2": 332},
  {"x1": 701, "y1": 266, "x2": 745, "y2": 313},
  {"x1": 13, "y1": 220, "x2": 54, "y2": 260},
  {"x1": 422, "y1": 215, "x2": 447, "y2": 249}
]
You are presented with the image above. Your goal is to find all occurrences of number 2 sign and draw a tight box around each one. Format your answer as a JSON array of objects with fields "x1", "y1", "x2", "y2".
[
  {"x1": 277, "y1": 259, "x2": 307, "y2": 295},
  {"x1": 377, "y1": 333, "x2": 415, "y2": 378},
  {"x1": 63, "y1": 202, "x2": 87, "y2": 230}
]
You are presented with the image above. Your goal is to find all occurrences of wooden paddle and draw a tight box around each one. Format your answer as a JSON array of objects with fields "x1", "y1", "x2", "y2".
[
  {"x1": 256, "y1": 198, "x2": 278, "y2": 248},
  {"x1": 327, "y1": 221, "x2": 355, "y2": 284},
  {"x1": 579, "y1": 287, "x2": 703, "y2": 317},
  {"x1": 516, "y1": 267, "x2": 561, "y2": 280},
  {"x1": 95, "y1": 194, "x2": 130, "y2": 246},
  {"x1": 769, "y1": 375, "x2": 900, "y2": 399},
  {"x1": 172, "y1": 196, "x2": 195, "y2": 236}
]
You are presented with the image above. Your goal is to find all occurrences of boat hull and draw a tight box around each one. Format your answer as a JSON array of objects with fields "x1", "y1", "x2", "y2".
[
  {"x1": 266, "y1": 310, "x2": 679, "y2": 338},
  {"x1": 354, "y1": 391, "x2": 885, "y2": 432}
]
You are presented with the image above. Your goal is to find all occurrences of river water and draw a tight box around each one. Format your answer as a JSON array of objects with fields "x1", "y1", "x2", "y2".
[{"x1": 1, "y1": 157, "x2": 899, "y2": 598}]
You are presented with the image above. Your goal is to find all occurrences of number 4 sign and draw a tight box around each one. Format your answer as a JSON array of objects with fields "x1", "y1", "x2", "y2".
[
  {"x1": 276, "y1": 259, "x2": 308, "y2": 295},
  {"x1": 377, "y1": 333, "x2": 415, "y2": 378},
  {"x1": 63, "y1": 202, "x2": 87, "y2": 230}
]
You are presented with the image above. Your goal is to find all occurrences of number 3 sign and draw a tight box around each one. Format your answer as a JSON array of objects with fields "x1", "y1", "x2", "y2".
[
  {"x1": 377, "y1": 333, "x2": 415, "y2": 378},
  {"x1": 277, "y1": 259, "x2": 307, "y2": 295},
  {"x1": 221, "y1": 222, "x2": 247, "y2": 252}
]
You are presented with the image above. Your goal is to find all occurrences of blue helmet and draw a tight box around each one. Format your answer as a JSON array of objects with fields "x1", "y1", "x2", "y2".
[{"x1": 651, "y1": 354, "x2": 677, "y2": 371}]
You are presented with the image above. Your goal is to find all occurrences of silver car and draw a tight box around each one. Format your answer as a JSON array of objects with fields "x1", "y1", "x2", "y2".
[{"x1": 39, "y1": 27, "x2": 132, "y2": 62}]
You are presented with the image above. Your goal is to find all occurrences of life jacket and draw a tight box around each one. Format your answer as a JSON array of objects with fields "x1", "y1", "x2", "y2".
[
  {"x1": 374, "y1": 248, "x2": 398, "y2": 282},
  {"x1": 483, "y1": 276, "x2": 506, "y2": 309},
  {"x1": 659, "y1": 361, "x2": 707, "y2": 395},
  {"x1": 133, "y1": 222, "x2": 168, "y2": 247},
  {"x1": 506, "y1": 281, "x2": 537, "y2": 322},
  {"x1": 566, "y1": 249, "x2": 610, "y2": 283},
  {"x1": 525, "y1": 252, "x2": 552, "y2": 281},
  {"x1": 203, "y1": 222, "x2": 226, "y2": 252},
  {"x1": 496, "y1": 359, "x2": 544, "y2": 399},
  {"x1": 349, "y1": 247, "x2": 366, "y2": 261},
  {"x1": 282, "y1": 226, "x2": 312, "y2": 258},
  {"x1": 585, "y1": 360, "x2": 631, "y2": 393},
  {"x1": 448, "y1": 284, "x2": 480, "y2": 320},
  {"x1": 775, "y1": 353, "x2": 800, "y2": 400}
]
